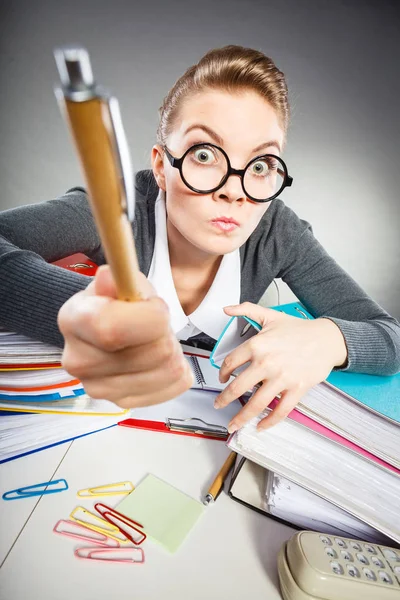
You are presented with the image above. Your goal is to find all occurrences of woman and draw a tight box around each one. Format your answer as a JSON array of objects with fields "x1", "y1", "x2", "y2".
[{"x1": 0, "y1": 45, "x2": 399, "y2": 432}]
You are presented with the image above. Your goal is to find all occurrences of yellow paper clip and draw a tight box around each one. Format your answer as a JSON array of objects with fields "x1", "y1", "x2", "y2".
[
  {"x1": 70, "y1": 506, "x2": 130, "y2": 544},
  {"x1": 77, "y1": 481, "x2": 134, "y2": 498}
]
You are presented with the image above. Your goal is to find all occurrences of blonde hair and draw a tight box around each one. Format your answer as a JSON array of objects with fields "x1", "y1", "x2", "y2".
[{"x1": 157, "y1": 45, "x2": 289, "y2": 145}]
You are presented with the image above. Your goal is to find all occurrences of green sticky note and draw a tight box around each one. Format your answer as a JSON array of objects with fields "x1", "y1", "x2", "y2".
[{"x1": 116, "y1": 474, "x2": 204, "y2": 553}]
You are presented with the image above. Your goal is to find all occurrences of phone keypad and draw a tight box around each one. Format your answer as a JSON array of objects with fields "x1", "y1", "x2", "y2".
[{"x1": 317, "y1": 534, "x2": 400, "y2": 590}]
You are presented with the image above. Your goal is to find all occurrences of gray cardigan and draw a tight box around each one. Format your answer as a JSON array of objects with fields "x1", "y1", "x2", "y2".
[{"x1": 0, "y1": 170, "x2": 399, "y2": 375}]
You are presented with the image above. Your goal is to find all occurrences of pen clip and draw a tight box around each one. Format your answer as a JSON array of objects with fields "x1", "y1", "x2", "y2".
[
  {"x1": 166, "y1": 417, "x2": 228, "y2": 439},
  {"x1": 107, "y1": 96, "x2": 135, "y2": 222}
]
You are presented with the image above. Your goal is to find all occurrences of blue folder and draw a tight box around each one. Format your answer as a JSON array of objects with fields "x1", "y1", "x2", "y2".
[
  {"x1": 276, "y1": 302, "x2": 400, "y2": 423},
  {"x1": 212, "y1": 301, "x2": 400, "y2": 424}
]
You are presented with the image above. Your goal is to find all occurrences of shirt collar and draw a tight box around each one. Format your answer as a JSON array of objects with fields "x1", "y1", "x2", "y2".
[{"x1": 148, "y1": 190, "x2": 241, "y2": 341}]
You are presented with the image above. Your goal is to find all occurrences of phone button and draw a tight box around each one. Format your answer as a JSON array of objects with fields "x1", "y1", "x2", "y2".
[
  {"x1": 325, "y1": 547, "x2": 338, "y2": 559},
  {"x1": 350, "y1": 542, "x2": 362, "y2": 551},
  {"x1": 319, "y1": 535, "x2": 332, "y2": 546},
  {"x1": 356, "y1": 553, "x2": 369, "y2": 565},
  {"x1": 378, "y1": 571, "x2": 393, "y2": 585},
  {"x1": 334, "y1": 537, "x2": 347, "y2": 548},
  {"x1": 330, "y1": 561, "x2": 344, "y2": 575},
  {"x1": 364, "y1": 544, "x2": 377, "y2": 554},
  {"x1": 341, "y1": 550, "x2": 353, "y2": 562},
  {"x1": 346, "y1": 565, "x2": 360, "y2": 578},
  {"x1": 362, "y1": 568, "x2": 376, "y2": 581},
  {"x1": 371, "y1": 556, "x2": 384, "y2": 568},
  {"x1": 382, "y1": 549, "x2": 399, "y2": 562}
]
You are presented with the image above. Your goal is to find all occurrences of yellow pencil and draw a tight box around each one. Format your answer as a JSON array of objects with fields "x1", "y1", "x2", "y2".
[{"x1": 203, "y1": 451, "x2": 237, "y2": 505}]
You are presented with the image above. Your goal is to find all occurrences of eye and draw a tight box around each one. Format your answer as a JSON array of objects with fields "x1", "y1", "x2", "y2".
[
  {"x1": 192, "y1": 146, "x2": 216, "y2": 164},
  {"x1": 249, "y1": 158, "x2": 278, "y2": 176},
  {"x1": 251, "y1": 161, "x2": 268, "y2": 175}
]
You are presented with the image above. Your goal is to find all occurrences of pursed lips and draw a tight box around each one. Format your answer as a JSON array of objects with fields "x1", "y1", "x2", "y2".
[{"x1": 211, "y1": 216, "x2": 240, "y2": 226}]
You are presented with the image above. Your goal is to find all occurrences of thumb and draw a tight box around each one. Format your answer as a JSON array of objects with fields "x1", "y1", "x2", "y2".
[
  {"x1": 223, "y1": 302, "x2": 279, "y2": 328},
  {"x1": 93, "y1": 265, "x2": 157, "y2": 300},
  {"x1": 94, "y1": 265, "x2": 118, "y2": 298}
]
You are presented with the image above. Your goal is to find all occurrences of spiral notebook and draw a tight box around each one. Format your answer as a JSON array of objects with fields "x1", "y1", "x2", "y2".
[{"x1": 185, "y1": 354, "x2": 234, "y2": 392}]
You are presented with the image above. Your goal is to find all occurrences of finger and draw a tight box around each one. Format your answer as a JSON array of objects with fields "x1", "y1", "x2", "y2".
[
  {"x1": 58, "y1": 293, "x2": 170, "y2": 351},
  {"x1": 227, "y1": 380, "x2": 284, "y2": 433},
  {"x1": 223, "y1": 302, "x2": 279, "y2": 326},
  {"x1": 61, "y1": 332, "x2": 184, "y2": 379},
  {"x1": 257, "y1": 389, "x2": 301, "y2": 430},
  {"x1": 108, "y1": 360, "x2": 194, "y2": 409},
  {"x1": 80, "y1": 350, "x2": 192, "y2": 402},
  {"x1": 218, "y1": 338, "x2": 255, "y2": 383},
  {"x1": 215, "y1": 363, "x2": 265, "y2": 409}
]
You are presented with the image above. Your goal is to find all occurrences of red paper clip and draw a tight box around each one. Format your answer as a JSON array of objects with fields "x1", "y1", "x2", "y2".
[
  {"x1": 74, "y1": 546, "x2": 144, "y2": 563},
  {"x1": 94, "y1": 502, "x2": 147, "y2": 545}
]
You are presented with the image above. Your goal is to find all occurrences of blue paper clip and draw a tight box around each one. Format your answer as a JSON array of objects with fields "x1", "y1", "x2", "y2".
[{"x1": 2, "y1": 478, "x2": 68, "y2": 501}]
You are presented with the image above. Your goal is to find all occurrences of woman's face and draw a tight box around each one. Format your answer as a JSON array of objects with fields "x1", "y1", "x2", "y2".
[{"x1": 152, "y1": 89, "x2": 285, "y2": 258}]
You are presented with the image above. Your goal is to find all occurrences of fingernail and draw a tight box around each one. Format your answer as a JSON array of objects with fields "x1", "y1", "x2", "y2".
[
  {"x1": 214, "y1": 400, "x2": 221, "y2": 409},
  {"x1": 228, "y1": 422, "x2": 239, "y2": 434}
]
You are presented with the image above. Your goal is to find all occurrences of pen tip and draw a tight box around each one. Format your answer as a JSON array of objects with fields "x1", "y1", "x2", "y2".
[{"x1": 202, "y1": 494, "x2": 214, "y2": 506}]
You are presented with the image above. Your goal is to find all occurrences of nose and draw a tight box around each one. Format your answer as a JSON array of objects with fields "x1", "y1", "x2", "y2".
[{"x1": 214, "y1": 173, "x2": 246, "y2": 204}]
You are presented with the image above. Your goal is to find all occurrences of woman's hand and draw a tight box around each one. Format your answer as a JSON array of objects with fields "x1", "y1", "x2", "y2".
[
  {"x1": 215, "y1": 302, "x2": 348, "y2": 432},
  {"x1": 58, "y1": 265, "x2": 193, "y2": 408}
]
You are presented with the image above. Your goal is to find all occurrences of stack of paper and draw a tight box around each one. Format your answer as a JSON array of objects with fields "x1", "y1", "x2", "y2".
[
  {"x1": 0, "y1": 328, "x2": 129, "y2": 462},
  {"x1": 0, "y1": 329, "x2": 62, "y2": 365},
  {"x1": 228, "y1": 410, "x2": 400, "y2": 545},
  {"x1": 264, "y1": 470, "x2": 391, "y2": 544},
  {"x1": 211, "y1": 301, "x2": 400, "y2": 544},
  {"x1": 0, "y1": 411, "x2": 126, "y2": 463}
]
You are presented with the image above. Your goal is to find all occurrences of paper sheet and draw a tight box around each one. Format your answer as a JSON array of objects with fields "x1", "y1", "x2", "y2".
[{"x1": 117, "y1": 474, "x2": 204, "y2": 553}]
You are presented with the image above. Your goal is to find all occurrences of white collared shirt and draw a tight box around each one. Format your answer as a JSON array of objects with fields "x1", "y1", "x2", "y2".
[{"x1": 147, "y1": 190, "x2": 241, "y2": 341}]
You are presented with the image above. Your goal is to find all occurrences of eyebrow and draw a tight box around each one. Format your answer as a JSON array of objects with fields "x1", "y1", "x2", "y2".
[{"x1": 183, "y1": 124, "x2": 281, "y2": 154}]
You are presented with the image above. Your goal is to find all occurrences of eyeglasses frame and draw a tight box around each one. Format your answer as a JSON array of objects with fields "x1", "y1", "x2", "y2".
[{"x1": 163, "y1": 143, "x2": 293, "y2": 203}]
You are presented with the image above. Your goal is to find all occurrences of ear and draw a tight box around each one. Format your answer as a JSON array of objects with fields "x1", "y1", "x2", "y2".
[{"x1": 151, "y1": 144, "x2": 166, "y2": 191}]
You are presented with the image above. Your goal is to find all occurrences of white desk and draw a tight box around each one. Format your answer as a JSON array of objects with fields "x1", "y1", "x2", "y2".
[{"x1": 0, "y1": 425, "x2": 296, "y2": 600}]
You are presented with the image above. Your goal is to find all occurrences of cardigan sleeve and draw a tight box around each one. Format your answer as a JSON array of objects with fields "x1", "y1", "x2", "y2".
[
  {"x1": 0, "y1": 188, "x2": 102, "y2": 347},
  {"x1": 274, "y1": 207, "x2": 400, "y2": 375}
]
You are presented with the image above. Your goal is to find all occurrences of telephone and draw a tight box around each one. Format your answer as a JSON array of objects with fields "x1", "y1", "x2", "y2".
[{"x1": 278, "y1": 530, "x2": 400, "y2": 599}]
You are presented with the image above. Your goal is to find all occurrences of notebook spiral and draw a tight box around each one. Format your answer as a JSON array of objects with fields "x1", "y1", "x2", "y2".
[{"x1": 187, "y1": 356, "x2": 205, "y2": 386}]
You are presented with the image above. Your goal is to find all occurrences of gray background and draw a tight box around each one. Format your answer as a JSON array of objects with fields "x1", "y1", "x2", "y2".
[{"x1": 1, "y1": 0, "x2": 399, "y2": 318}]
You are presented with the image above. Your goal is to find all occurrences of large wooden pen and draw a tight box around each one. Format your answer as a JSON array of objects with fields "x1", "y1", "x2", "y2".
[{"x1": 54, "y1": 46, "x2": 141, "y2": 302}]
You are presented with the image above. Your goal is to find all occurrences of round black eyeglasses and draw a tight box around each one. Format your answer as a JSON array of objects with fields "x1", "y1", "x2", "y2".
[{"x1": 163, "y1": 143, "x2": 293, "y2": 203}]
